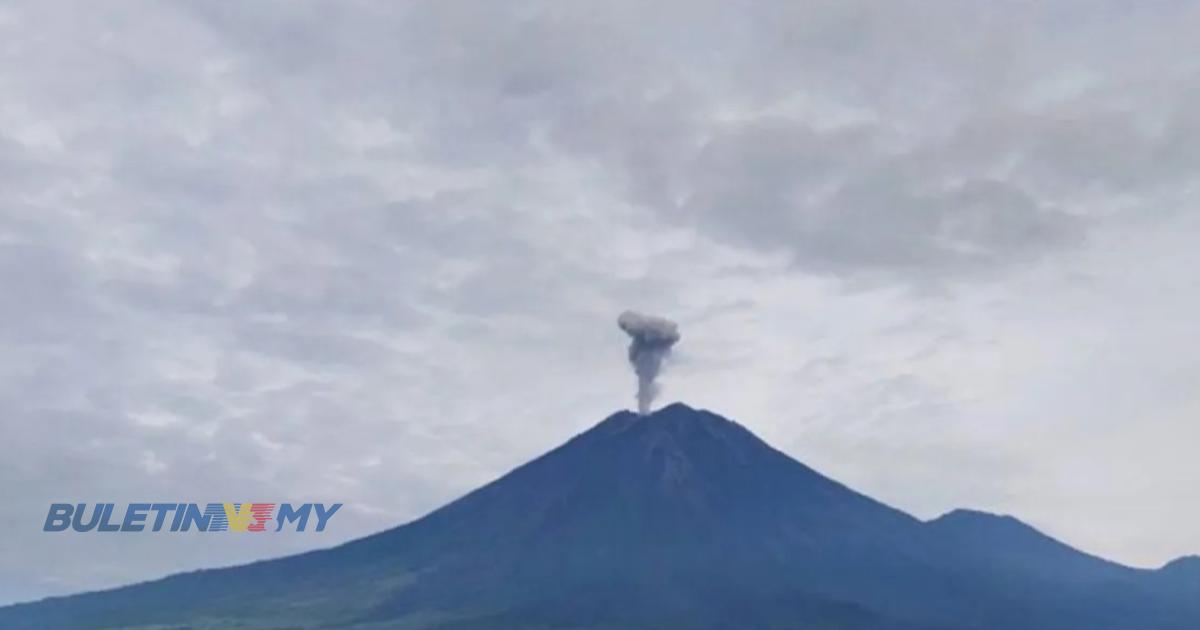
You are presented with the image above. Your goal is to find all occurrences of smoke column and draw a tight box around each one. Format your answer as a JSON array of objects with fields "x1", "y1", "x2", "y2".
[{"x1": 617, "y1": 310, "x2": 681, "y2": 415}]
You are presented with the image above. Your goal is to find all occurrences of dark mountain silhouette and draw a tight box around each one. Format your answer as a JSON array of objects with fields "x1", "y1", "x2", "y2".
[{"x1": 3, "y1": 403, "x2": 1197, "y2": 629}]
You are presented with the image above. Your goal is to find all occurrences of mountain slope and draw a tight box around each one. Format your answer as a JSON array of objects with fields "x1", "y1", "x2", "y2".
[{"x1": 2, "y1": 403, "x2": 1197, "y2": 629}]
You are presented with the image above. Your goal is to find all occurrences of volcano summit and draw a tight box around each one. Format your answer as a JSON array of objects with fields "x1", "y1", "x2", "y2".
[{"x1": 3, "y1": 403, "x2": 1198, "y2": 629}]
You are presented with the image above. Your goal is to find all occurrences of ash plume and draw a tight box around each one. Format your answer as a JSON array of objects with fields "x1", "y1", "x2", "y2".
[{"x1": 617, "y1": 310, "x2": 681, "y2": 415}]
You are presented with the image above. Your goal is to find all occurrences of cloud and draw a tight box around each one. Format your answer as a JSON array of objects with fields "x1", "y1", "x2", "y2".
[
  {"x1": 675, "y1": 120, "x2": 1085, "y2": 279},
  {"x1": 1, "y1": 0, "x2": 1200, "y2": 605}
]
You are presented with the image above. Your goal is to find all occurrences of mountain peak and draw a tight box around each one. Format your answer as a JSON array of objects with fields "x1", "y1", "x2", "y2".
[
  {"x1": 593, "y1": 402, "x2": 767, "y2": 463},
  {"x1": 619, "y1": 401, "x2": 712, "y2": 425},
  {"x1": 4, "y1": 405, "x2": 1196, "y2": 630},
  {"x1": 930, "y1": 508, "x2": 1027, "y2": 529},
  {"x1": 1160, "y1": 555, "x2": 1200, "y2": 573},
  {"x1": 927, "y1": 508, "x2": 1065, "y2": 551},
  {"x1": 389, "y1": 402, "x2": 914, "y2": 562},
  {"x1": 649, "y1": 401, "x2": 699, "y2": 415}
]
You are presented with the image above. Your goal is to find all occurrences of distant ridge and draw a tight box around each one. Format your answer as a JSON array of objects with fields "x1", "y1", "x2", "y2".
[{"x1": 3, "y1": 402, "x2": 1198, "y2": 629}]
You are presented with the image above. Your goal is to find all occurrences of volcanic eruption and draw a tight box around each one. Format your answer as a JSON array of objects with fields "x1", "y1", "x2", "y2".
[{"x1": 617, "y1": 310, "x2": 680, "y2": 415}]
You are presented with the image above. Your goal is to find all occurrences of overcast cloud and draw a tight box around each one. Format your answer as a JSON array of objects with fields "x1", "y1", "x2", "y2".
[{"x1": 2, "y1": 0, "x2": 1199, "y2": 604}]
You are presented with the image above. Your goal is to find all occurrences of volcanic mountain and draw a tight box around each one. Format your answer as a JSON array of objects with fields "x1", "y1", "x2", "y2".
[{"x1": 3, "y1": 403, "x2": 1198, "y2": 629}]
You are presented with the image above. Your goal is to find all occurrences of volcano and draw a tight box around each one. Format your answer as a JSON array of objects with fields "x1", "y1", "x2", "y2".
[{"x1": 3, "y1": 403, "x2": 1198, "y2": 629}]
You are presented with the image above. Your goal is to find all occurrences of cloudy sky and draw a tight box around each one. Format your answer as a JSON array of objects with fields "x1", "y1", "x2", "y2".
[{"x1": 3, "y1": 0, "x2": 1200, "y2": 605}]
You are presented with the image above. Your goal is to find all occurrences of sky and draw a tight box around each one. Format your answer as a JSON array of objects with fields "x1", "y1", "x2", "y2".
[{"x1": 2, "y1": 0, "x2": 1200, "y2": 605}]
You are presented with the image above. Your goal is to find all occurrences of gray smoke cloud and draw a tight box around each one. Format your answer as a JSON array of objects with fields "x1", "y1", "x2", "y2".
[{"x1": 617, "y1": 310, "x2": 681, "y2": 415}]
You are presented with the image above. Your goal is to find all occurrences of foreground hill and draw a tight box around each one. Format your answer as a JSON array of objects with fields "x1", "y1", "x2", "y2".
[{"x1": 3, "y1": 403, "x2": 1197, "y2": 629}]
